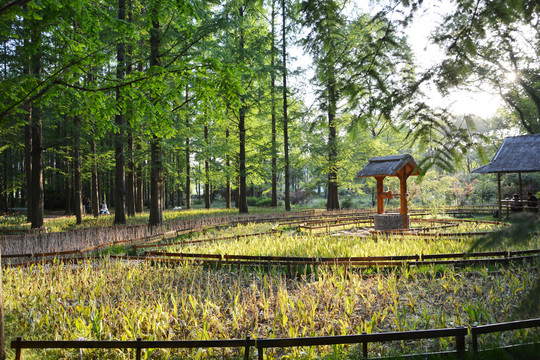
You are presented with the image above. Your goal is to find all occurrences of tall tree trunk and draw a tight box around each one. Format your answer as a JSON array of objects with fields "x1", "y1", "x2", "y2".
[
  {"x1": 126, "y1": 132, "x2": 135, "y2": 216},
  {"x1": 149, "y1": 137, "x2": 163, "y2": 226},
  {"x1": 30, "y1": 121, "x2": 43, "y2": 228},
  {"x1": 204, "y1": 124, "x2": 210, "y2": 209},
  {"x1": 185, "y1": 85, "x2": 191, "y2": 210},
  {"x1": 271, "y1": 0, "x2": 277, "y2": 207},
  {"x1": 135, "y1": 140, "x2": 143, "y2": 213},
  {"x1": 238, "y1": 5, "x2": 248, "y2": 214},
  {"x1": 23, "y1": 19, "x2": 32, "y2": 219},
  {"x1": 64, "y1": 154, "x2": 71, "y2": 215},
  {"x1": 29, "y1": 29, "x2": 43, "y2": 228},
  {"x1": 326, "y1": 71, "x2": 340, "y2": 210},
  {"x1": 73, "y1": 115, "x2": 83, "y2": 224},
  {"x1": 239, "y1": 104, "x2": 248, "y2": 214},
  {"x1": 125, "y1": 0, "x2": 135, "y2": 217},
  {"x1": 225, "y1": 127, "x2": 231, "y2": 209},
  {"x1": 177, "y1": 152, "x2": 183, "y2": 206},
  {"x1": 90, "y1": 137, "x2": 99, "y2": 217},
  {"x1": 282, "y1": 0, "x2": 291, "y2": 211},
  {"x1": 114, "y1": 0, "x2": 126, "y2": 224},
  {"x1": 148, "y1": 0, "x2": 162, "y2": 227},
  {"x1": 24, "y1": 125, "x2": 32, "y2": 220}
]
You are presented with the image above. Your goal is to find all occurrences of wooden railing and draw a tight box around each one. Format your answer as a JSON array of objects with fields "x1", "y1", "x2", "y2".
[
  {"x1": 471, "y1": 318, "x2": 540, "y2": 353},
  {"x1": 139, "y1": 248, "x2": 540, "y2": 270},
  {"x1": 11, "y1": 318, "x2": 540, "y2": 359}
]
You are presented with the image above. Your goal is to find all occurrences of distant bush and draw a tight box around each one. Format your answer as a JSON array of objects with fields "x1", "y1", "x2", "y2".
[
  {"x1": 247, "y1": 197, "x2": 274, "y2": 207},
  {"x1": 341, "y1": 197, "x2": 355, "y2": 209},
  {"x1": 257, "y1": 197, "x2": 273, "y2": 207}
]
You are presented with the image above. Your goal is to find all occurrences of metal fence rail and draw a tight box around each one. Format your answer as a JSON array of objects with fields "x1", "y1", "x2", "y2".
[{"x1": 11, "y1": 318, "x2": 540, "y2": 359}]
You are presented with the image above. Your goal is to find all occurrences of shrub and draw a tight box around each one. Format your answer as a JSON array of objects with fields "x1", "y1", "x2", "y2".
[
  {"x1": 341, "y1": 197, "x2": 354, "y2": 209},
  {"x1": 247, "y1": 197, "x2": 274, "y2": 207},
  {"x1": 256, "y1": 197, "x2": 273, "y2": 207}
]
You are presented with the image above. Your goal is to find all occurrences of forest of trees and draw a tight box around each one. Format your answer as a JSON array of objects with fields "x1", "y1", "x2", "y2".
[{"x1": 0, "y1": 0, "x2": 538, "y2": 228}]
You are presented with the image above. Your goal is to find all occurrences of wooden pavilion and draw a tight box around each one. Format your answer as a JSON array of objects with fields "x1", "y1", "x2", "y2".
[
  {"x1": 357, "y1": 154, "x2": 420, "y2": 229},
  {"x1": 472, "y1": 134, "x2": 540, "y2": 218}
]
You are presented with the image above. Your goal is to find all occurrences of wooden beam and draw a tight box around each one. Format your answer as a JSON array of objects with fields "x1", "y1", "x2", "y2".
[
  {"x1": 399, "y1": 169, "x2": 408, "y2": 229},
  {"x1": 497, "y1": 173, "x2": 502, "y2": 219},
  {"x1": 518, "y1": 172, "x2": 523, "y2": 201},
  {"x1": 376, "y1": 176, "x2": 385, "y2": 214}
]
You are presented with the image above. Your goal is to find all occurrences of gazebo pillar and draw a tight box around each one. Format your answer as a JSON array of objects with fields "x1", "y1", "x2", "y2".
[
  {"x1": 376, "y1": 176, "x2": 385, "y2": 214},
  {"x1": 518, "y1": 172, "x2": 523, "y2": 200},
  {"x1": 398, "y1": 168, "x2": 409, "y2": 229},
  {"x1": 497, "y1": 173, "x2": 502, "y2": 219}
]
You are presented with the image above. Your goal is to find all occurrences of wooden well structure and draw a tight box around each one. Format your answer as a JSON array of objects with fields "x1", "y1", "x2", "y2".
[{"x1": 357, "y1": 154, "x2": 420, "y2": 230}]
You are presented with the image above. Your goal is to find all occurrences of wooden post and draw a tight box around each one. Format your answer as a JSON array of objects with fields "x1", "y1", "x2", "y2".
[
  {"x1": 497, "y1": 173, "x2": 502, "y2": 219},
  {"x1": 362, "y1": 332, "x2": 368, "y2": 358},
  {"x1": 376, "y1": 176, "x2": 385, "y2": 214},
  {"x1": 258, "y1": 343, "x2": 264, "y2": 360},
  {"x1": 518, "y1": 172, "x2": 523, "y2": 201},
  {"x1": 455, "y1": 327, "x2": 466, "y2": 356},
  {"x1": 471, "y1": 325, "x2": 478, "y2": 353},
  {"x1": 14, "y1": 337, "x2": 21, "y2": 360},
  {"x1": 244, "y1": 335, "x2": 250, "y2": 360},
  {"x1": 399, "y1": 169, "x2": 408, "y2": 229},
  {"x1": 136, "y1": 337, "x2": 142, "y2": 360}
]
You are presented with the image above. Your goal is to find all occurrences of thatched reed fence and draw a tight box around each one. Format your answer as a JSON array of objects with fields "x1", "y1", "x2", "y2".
[
  {"x1": 0, "y1": 211, "x2": 319, "y2": 262},
  {"x1": 0, "y1": 207, "x2": 499, "y2": 263}
]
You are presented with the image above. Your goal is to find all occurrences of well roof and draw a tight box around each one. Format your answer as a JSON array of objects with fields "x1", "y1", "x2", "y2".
[
  {"x1": 357, "y1": 154, "x2": 420, "y2": 178},
  {"x1": 472, "y1": 134, "x2": 540, "y2": 174}
]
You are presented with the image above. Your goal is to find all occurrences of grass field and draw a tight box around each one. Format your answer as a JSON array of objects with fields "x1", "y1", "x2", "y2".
[{"x1": 2, "y1": 209, "x2": 539, "y2": 359}]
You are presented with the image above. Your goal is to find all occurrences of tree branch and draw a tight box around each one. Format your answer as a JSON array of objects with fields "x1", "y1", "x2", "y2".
[{"x1": 0, "y1": 0, "x2": 32, "y2": 17}]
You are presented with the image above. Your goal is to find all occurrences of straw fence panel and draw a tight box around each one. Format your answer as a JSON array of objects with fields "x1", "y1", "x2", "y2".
[
  {"x1": 0, "y1": 207, "x2": 497, "y2": 259},
  {"x1": 1, "y1": 225, "x2": 157, "y2": 257}
]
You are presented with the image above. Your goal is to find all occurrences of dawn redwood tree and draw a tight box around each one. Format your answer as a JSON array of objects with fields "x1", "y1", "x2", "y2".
[
  {"x1": 237, "y1": 3, "x2": 249, "y2": 214},
  {"x1": 125, "y1": 0, "x2": 136, "y2": 218},
  {"x1": 204, "y1": 122, "x2": 210, "y2": 209},
  {"x1": 184, "y1": 84, "x2": 191, "y2": 210},
  {"x1": 73, "y1": 115, "x2": 83, "y2": 224},
  {"x1": 300, "y1": 1, "x2": 423, "y2": 207},
  {"x1": 300, "y1": 0, "x2": 345, "y2": 210},
  {"x1": 225, "y1": 126, "x2": 232, "y2": 208},
  {"x1": 26, "y1": 18, "x2": 44, "y2": 228},
  {"x1": 148, "y1": 0, "x2": 163, "y2": 227},
  {"x1": 270, "y1": 0, "x2": 278, "y2": 207},
  {"x1": 114, "y1": 0, "x2": 127, "y2": 224},
  {"x1": 220, "y1": 0, "x2": 270, "y2": 214},
  {"x1": 282, "y1": 0, "x2": 291, "y2": 211}
]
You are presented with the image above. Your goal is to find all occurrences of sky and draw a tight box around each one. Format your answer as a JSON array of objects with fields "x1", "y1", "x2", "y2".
[
  {"x1": 292, "y1": 1, "x2": 505, "y2": 120},
  {"x1": 405, "y1": 2, "x2": 504, "y2": 119}
]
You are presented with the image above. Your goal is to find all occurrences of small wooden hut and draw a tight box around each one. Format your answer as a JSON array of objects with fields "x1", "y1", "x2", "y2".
[
  {"x1": 357, "y1": 154, "x2": 420, "y2": 230},
  {"x1": 472, "y1": 134, "x2": 540, "y2": 218}
]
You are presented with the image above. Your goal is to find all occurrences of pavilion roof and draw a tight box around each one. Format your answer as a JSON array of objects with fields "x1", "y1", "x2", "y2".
[
  {"x1": 472, "y1": 134, "x2": 540, "y2": 174},
  {"x1": 357, "y1": 154, "x2": 420, "y2": 178}
]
